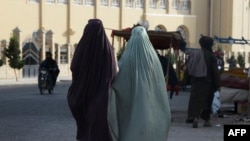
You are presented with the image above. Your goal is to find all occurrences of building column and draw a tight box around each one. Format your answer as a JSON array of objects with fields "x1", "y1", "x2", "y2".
[
  {"x1": 39, "y1": 0, "x2": 45, "y2": 29},
  {"x1": 119, "y1": 0, "x2": 124, "y2": 29},
  {"x1": 140, "y1": 1, "x2": 149, "y2": 30},
  {"x1": 57, "y1": 44, "x2": 61, "y2": 64},
  {"x1": 67, "y1": 0, "x2": 75, "y2": 44},
  {"x1": 94, "y1": 0, "x2": 100, "y2": 18},
  {"x1": 13, "y1": 27, "x2": 22, "y2": 59},
  {"x1": 47, "y1": 30, "x2": 55, "y2": 59},
  {"x1": 67, "y1": 44, "x2": 71, "y2": 64},
  {"x1": 144, "y1": 0, "x2": 149, "y2": 15},
  {"x1": 1, "y1": 40, "x2": 7, "y2": 64},
  {"x1": 37, "y1": 29, "x2": 46, "y2": 61},
  {"x1": 51, "y1": 40, "x2": 55, "y2": 60}
]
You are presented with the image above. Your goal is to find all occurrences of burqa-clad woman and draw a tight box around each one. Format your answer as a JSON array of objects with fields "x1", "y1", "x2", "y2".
[
  {"x1": 67, "y1": 19, "x2": 117, "y2": 141},
  {"x1": 185, "y1": 36, "x2": 220, "y2": 128},
  {"x1": 108, "y1": 26, "x2": 171, "y2": 141}
]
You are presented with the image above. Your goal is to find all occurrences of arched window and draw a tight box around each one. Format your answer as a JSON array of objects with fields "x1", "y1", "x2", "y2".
[
  {"x1": 177, "y1": 25, "x2": 190, "y2": 47},
  {"x1": 155, "y1": 25, "x2": 167, "y2": 31},
  {"x1": 177, "y1": 26, "x2": 187, "y2": 40}
]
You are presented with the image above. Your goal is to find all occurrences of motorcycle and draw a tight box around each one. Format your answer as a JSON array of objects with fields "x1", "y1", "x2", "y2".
[{"x1": 38, "y1": 68, "x2": 55, "y2": 94}]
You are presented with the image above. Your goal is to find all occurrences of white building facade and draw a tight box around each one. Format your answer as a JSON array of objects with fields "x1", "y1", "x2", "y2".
[{"x1": 0, "y1": 0, "x2": 249, "y2": 79}]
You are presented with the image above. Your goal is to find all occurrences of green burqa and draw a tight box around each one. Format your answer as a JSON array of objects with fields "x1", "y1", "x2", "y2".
[{"x1": 108, "y1": 26, "x2": 171, "y2": 141}]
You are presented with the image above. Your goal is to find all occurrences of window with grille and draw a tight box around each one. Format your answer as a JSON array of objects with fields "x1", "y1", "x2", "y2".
[
  {"x1": 125, "y1": 0, "x2": 133, "y2": 7},
  {"x1": 46, "y1": 0, "x2": 55, "y2": 3},
  {"x1": 74, "y1": 0, "x2": 83, "y2": 5},
  {"x1": 100, "y1": 0, "x2": 108, "y2": 6},
  {"x1": 182, "y1": 0, "x2": 189, "y2": 10},
  {"x1": 60, "y1": 53, "x2": 68, "y2": 64},
  {"x1": 135, "y1": 0, "x2": 143, "y2": 8},
  {"x1": 159, "y1": 0, "x2": 166, "y2": 9},
  {"x1": 179, "y1": 0, "x2": 189, "y2": 11},
  {"x1": 149, "y1": 0, "x2": 157, "y2": 8},
  {"x1": 172, "y1": 0, "x2": 179, "y2": 9},
  {"x1": 86, "y1": 0, "x2": 94, "y2": 5},
  {"x1": 112, "y1": 0, "x2": 120, "y2": 7},
  {"x1": 29, "y1": 0, "x2": 40, "y2": 3},
  {"x1": 58, "y1": 0, "x2": 68, "y2": 4}
]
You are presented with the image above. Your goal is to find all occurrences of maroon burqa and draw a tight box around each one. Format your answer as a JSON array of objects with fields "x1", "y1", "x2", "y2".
[{"x1": 67, "y1": 19, "x2": 117, "y2": 141}]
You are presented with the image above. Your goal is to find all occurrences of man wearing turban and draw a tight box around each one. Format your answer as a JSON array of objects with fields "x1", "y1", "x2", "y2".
[{"x1": 185, "y1": 36, "x2": 220, "y2": 128}]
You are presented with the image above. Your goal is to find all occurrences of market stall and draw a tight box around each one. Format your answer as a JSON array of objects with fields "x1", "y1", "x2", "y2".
[
  {"x1": 111, "y1": 28, "x2": 186, "y2": 89},
  {"x1": 214, "y1": 36, "x2": 250, "y2": 113},
  {"x1": 111, "y1": 29, "x2": 186, "y2": 51}
]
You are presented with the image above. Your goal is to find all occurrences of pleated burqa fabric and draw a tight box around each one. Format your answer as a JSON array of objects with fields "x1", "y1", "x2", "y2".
[
  {"x1": 67, "y1": 19, "x2": 117, "y2": 141},
  {"x1": 108, "y1": 26, "x2": 171, "y2": 141}
]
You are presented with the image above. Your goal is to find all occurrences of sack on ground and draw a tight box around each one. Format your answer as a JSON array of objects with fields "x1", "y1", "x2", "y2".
[{"x1": 212, "y1": 91, "x2": 221, "y2": 114}]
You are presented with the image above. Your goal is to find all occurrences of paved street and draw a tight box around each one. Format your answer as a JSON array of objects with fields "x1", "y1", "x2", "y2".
[
  {"x1": 168, "y1": 91, "x2": 235, "y2": 141},
  {"x1": 0, "y1": 79, "x2": 247, "y2": 141},
  {"x1": 0, "y1": 82, "x2": 76, "y2": 141}
]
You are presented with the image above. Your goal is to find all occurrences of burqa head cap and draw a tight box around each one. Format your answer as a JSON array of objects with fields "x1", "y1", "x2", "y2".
[
  {"x1": 199, "y1": 36, "x2": 214, "y2": 51},
  {"x1": 46, "y1": 52, "x2": 52, "y2": 58},
  {"x1": 88, "y1": 18, "x2": 102, "y2": 24}
]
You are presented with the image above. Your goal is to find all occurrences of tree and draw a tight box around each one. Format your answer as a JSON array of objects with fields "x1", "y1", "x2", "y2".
[
  {"x1": 237, "y1": 53, "x2": 245, "y2": 68},
  {"x1": 4, "y1": 36, "x2": 24, "y2": 81},
  {"x1": 226, "y1": 55, "x2": 237, "y2": 69}
]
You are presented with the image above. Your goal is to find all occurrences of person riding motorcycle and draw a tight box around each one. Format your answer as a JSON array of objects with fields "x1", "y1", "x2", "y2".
[{"x1": 39, "y1": 52, "x2": 60, "y2": 86}]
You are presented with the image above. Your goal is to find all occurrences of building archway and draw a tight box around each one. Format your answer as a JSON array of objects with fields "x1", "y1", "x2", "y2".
[
  {"x1": 155, "y1": 24, "x2": 167, "y2": 31},
  {"x1": 22, "y1": 41, "x2": 40, "y2": 77},
  {"x1": 177, "y1": 25, "x2": 189, "y2": 46}
]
